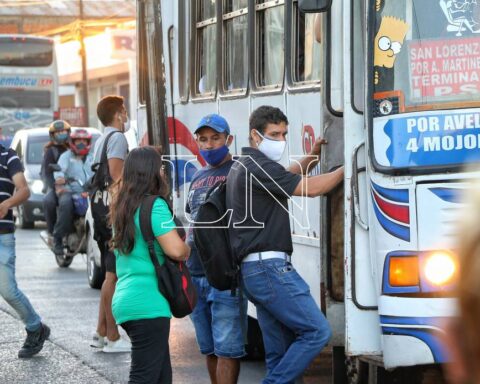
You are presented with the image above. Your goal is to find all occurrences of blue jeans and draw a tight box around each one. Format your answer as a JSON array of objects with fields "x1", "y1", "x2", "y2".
[
  {"x1": 0, "y1": 233, "x2": 41, "y2": 331},
  {"x1": 241, "y1": 258, "x2": 332, "y2": 384},
  {"x1": 53, "y1": 192, "x2": 73, "y2": 241},
  {"x1": 190, "y1": 276, "x2": 248, "y2": 358}
]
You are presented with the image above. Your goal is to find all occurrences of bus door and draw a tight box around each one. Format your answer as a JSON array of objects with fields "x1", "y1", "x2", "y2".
[{"x1": 343, "y1": 0, "x2": 382, "y2": 358}]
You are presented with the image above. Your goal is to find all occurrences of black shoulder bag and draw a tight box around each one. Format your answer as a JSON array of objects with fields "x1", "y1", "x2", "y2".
[{"x1": 139, "y1": 195, "x2": 197, "y2": 318}]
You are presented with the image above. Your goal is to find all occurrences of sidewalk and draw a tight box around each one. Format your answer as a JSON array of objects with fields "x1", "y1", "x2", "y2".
[{"x1": 0, "y1": 308, "x2": 111, "y2": 384}]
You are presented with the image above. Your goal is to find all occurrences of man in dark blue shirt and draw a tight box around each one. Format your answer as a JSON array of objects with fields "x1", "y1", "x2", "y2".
[
  {"x1": 0, "y1": 145, "x2": 50, "y2": 358},
  {"x1": 186, "y1": 114, "x2": 247, "y2": 384}
]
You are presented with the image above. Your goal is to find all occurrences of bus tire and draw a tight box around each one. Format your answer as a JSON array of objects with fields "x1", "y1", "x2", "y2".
[
  {"x1": 346, "y1": 357, "x2": 368, "y2": 384},
  {"x1": 244, "y1": 316, "x2": 265, "y2": 361},
  {"x1": 332, "y1": 346, "x2": 348, "y2": 384}
]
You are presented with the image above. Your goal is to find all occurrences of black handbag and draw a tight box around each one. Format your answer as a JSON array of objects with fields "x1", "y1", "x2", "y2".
[{"x1": 139, "y1": 195, "x2": 197, "y2": 318}]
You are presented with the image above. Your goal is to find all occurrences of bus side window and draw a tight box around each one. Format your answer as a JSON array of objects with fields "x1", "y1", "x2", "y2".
[
  {"x1": 222, "y1": 0, "x2": 248, "y2": 93},
  {"x1": 138, "y1": 1, "x2": 148, "y2": 105},
  {"x1": 194, "y1": 0, "x2": 217, "y2": 97},
  {"x1": 292, "y1": 1, "x2": 322, "y2": 84},
  {"x1": 179, "y1": 1, "x2": 189, "y2": 102},
  {"x1": 256, "y1": 0, "x2": 285, "y2": 88}
]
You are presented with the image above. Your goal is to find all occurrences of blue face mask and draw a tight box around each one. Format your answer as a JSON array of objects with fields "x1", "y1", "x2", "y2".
[
  {"x1": 200, "y1": 145, "x2": 229, "y2": 166},
  {"x1": 55, "y1": 133, "x2": 69, "y2": 143},
  {"x1": 75, "y1": 143, "x2": 87, "y2": 151}
]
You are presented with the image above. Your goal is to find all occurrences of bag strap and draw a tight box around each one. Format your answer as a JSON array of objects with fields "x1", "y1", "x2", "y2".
[
  {"x1": 139, "y1": 195, "x2": 160, "y2": 268},
  {"x1": 100, "y1": 130, "x2": 121, "y2": 166}
]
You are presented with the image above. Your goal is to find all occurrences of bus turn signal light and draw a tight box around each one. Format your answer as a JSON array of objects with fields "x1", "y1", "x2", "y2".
[{"x1": 389, "y1": 256, "x2": 419, "y2": 287}]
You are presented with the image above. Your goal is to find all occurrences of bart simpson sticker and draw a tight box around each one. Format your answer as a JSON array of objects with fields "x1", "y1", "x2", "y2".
[{"x1": 374, "y1": 16, "x2": 409, "y2": 91}]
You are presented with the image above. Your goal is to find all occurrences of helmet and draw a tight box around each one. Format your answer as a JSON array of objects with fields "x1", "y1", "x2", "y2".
[
  {"x1": 69, "y1": 128, "x2": 92, "y2": 156},
  {"x1": 48, "y1": 120, "x2": 71, "y2": 145}
]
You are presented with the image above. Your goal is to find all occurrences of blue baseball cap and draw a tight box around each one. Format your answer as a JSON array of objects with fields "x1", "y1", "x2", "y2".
[{"x1": 195, "y1": 114, "x2": 230, "y2": 135}]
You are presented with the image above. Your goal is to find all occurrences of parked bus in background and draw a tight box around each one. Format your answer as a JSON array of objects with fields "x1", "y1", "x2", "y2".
[
  {"x1": 0, "y1": 35, "x2": 59, "y2": 146},
  {"x1": 136, "y1": 0, "x2": 475, "y2": 382}
]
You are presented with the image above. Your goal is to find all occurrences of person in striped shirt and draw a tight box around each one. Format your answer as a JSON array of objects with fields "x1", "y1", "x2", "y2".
[{"x1": 0, "y1": 145, "x2": 50, "y2": 358}]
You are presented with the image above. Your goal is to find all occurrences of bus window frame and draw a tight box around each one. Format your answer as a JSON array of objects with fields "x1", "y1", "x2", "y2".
[
  {"x1": 286, "y1": 0, "x2": 322, "y2": 93},
  {"x1": 250, "y1": 0, "x2": 286, "y2": 96},
  {"x1": 191, "y1": 0, "x2": 218, "y2": 103},
  {"x1": 137, "y1": 1, "x2": 148, "y2": 107},
  {"x1": 365, "y1": 0, "x2": 465, "y2": 176},
  {"x1": 179, "y1": 0, "x2": 189, "y2": 103},
  {"x1": 350, "y1": 0, "x2": 364, "y2": 115},
  {"x1": 219, "y1": 1, "x2": 249, "y2": 99}
]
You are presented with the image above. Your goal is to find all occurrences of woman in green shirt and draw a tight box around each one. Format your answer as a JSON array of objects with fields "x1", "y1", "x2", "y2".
[{"x1": 110, "y1": 147, "x2": 190, "y2": 384}]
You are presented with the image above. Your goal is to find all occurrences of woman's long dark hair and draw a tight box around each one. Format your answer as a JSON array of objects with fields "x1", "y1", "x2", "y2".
[{"x1": 110, "y1": 146, "x2": 168, "y2": 254}]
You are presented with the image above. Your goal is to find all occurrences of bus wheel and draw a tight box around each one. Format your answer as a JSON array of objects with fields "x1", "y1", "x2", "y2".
[
  {"x1": 243, "y1": 316, "x2": 265, "y2": 361},
  {"x1": 346, "y1": 356, "x2": 368, "y2": 384}
]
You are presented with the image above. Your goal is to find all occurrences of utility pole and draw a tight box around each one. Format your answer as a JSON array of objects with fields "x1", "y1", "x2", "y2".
[{"x1": 78, "y1": 0, "x2": 89, "y2": 126}]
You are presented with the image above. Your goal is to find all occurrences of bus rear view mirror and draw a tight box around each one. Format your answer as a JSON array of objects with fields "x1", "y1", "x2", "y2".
[{"x1": 298, "y1": 0, "x2": 332, "y2": 13}]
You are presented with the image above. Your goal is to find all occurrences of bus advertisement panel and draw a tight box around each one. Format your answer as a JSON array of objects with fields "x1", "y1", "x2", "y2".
[{"x1": 0, "y1": 36, "x2": 58, "y2": 145}]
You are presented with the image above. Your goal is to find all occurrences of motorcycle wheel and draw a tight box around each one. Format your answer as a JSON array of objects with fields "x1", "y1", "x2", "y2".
[{"x1": 55, "y1": 253, "x2": 73, "y2": 268}]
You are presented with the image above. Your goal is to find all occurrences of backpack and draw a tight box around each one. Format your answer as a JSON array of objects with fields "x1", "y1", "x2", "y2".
[
  {"x1": 40, "y1": 146, "x2": 61, "y2": 191},
  {"x1": 193, "y1": 181, "x2": 240, "y2": 293},
  {"x1": 139, "y1": 195, "x2": 197, "y2": 318},
  {"x1": 88, "y1": 131, "x2": 121, "y2": 241}
]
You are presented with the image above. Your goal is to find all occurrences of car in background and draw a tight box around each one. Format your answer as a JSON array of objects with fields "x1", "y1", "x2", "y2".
[{"x1": 10, "y1": 127, "x2": 100, "y2": 228}]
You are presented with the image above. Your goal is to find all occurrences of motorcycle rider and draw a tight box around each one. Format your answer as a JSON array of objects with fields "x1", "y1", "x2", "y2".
[
  {"x1": 41, "y1": 120, "x2": 71, "y2": 245},
  {"x1": 52, "y1": 128, "x2": 93, "y2": 256}
]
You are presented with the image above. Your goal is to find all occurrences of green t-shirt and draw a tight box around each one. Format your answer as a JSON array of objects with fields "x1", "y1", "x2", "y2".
[{"x1": 112, "y1": 198, "x2": 176, "y2": 324}]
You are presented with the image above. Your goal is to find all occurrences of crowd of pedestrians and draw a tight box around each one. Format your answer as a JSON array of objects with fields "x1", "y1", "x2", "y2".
[{"x1": 16, "y1": 97, "x2": 480, "y2": 384}]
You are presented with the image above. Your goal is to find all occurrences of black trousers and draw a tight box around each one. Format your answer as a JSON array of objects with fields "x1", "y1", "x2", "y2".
[
  {"x1": 43, "y1": 189, "x2": 57, "y2": 234},
  {"x1": 121, "y1": 317, "x2": 172, "y2": 384}
]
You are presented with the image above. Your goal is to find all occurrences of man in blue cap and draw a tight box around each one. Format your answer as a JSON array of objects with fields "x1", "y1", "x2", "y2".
[{"x1": 186, "y1": 114, "x2": 247, "y2": 384}]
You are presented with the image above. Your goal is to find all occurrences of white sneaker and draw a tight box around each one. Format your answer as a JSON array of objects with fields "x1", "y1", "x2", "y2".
[
  {"x1": 102, "y1": 337, "x2": 131, "y2": 353},
  {"x1": 90, "y1": 332, "x2": 105, "y2": 349}
]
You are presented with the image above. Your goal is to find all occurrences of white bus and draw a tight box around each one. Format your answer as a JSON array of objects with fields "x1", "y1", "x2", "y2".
[
  {"x1": 136, "y1": 0, "x2": 475, "y2": 382},
  {"x1": 0, "y1": 35, "x2": 59, "y2": 144}
]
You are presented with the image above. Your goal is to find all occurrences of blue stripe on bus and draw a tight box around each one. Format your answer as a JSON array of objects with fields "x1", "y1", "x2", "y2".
[
  {"x1": 372, "y1": 193, "x2": 410, "y2": 242},
  {"x1": 429, "y1": 188, "x2": 462, "y2": 204},
  {"x1": 371, "y1": 181, "x2": 409, "y2": 204},
  {"x1": 381, "y1": 326, "x2": 448, "y2": 363}
]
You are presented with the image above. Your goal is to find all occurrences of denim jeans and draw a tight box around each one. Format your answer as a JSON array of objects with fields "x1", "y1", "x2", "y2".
[
  {"x1": 43, "y1": 189, "x2": 58, "y2": 235},
  {"x1": 190, "y1": 276, "x2": 247, "y2": 358},
  {"x1": 0, "y1": 233, "x2": 41, "y2": 331},
  {"x1": 241, "y1": 258, "x2": 332, "y2": 384},
  {"x1": 53, "y1": 192, "x2": 73, "y2": 240}
]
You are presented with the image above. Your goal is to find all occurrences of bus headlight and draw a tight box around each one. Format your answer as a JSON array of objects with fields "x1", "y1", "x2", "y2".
[
  {"x1": 424, "y1": 252, "x2": 456, "y2": 286},
  {"x1": 30, "y1": 180, "x2": 44, "y2": 195}
]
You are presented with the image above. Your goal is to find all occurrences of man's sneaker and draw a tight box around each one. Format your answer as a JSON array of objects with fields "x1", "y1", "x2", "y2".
[
  {"x1": 18, "y1": 323, "x2": 50, "y2": 358},
  {"x1": 90, "y1": 332, "x2": 105, "y2": 349},
  {"x1": 103, "y1": 337, "x2": 131, "y2": 353}
]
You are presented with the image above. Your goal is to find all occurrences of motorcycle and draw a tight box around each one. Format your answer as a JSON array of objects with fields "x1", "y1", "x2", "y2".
[{"x1": 40, "y1": 165, "x2": 88, "y2": 268}]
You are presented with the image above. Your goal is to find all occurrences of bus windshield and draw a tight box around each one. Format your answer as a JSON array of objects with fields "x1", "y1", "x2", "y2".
[
  {"x1": 371, "y1": 0, "x2": 480, "y2": 172},
  {"x1": 0, "y1": 37, "x2": 53, "y2": 67}
]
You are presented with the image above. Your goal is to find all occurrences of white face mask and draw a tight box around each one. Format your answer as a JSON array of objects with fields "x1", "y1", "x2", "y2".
[
  {"x1": 118, "y1": 114, "x2": 130, "y2": 132},
  {"x1": 254, "y1": 130, "x2": 286, "y2": 162},
  {"x1": 124, "y1": 117, "x2": 131, "y2": 132}
]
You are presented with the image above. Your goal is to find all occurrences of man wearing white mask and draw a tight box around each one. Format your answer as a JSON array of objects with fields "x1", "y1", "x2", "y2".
[
  {"x1": 89, "y1": 95, "x2": 130, "y2": 353},
  {"x1": 226, "y1": 106, "x2": 344, "y2": 384}
]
